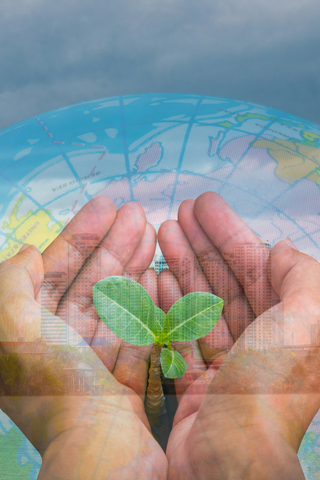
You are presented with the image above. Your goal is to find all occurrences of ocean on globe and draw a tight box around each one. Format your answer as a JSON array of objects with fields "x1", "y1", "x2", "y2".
[{"x1": 1, "y1": 93, "x2": 320, "y2": 478}]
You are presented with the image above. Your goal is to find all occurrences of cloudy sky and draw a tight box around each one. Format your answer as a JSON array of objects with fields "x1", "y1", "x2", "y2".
[{"x1": 0, "y1": 0, "x2": 320, "y2": 131}]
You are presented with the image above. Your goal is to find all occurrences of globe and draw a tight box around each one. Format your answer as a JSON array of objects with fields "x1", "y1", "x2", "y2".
[{"x1": 0, "y1": 93, "x2": 320, "y2": 478}]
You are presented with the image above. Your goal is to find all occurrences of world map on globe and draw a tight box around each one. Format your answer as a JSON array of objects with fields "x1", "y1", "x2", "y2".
[{"x1": 0, "y1": 93, "x2": 320, "y2": 478}]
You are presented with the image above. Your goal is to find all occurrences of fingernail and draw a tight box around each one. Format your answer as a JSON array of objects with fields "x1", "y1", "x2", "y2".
[
  {"x1": 283, "y1": 238, "x2": 298, "y2": 251},
  {"x1": 19, "y1": 244, "x2": 30, "y2": 252}
]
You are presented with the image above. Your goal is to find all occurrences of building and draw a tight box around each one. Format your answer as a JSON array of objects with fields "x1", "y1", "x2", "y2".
[{"x1": 63, "y1": 359, "x2": 96, "y2": 394}]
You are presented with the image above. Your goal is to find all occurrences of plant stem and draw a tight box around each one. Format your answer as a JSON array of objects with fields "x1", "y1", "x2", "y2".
[{"x1": 145, "y1": 344, "x2": 165, "y2": 423}]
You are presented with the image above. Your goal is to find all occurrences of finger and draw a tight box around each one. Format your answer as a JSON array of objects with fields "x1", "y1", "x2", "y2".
[
  {"x1": 57, "y1": 201, "x2": 146, "y2": 317},
  {"x1": 112, "y1": 227, "x2": 158, "y2": 399},
  {"x1": 178, "y1": 199, "x2": 255, "y2": 341},
  {"x1": 173, "y1": 352, "x2": 229, "y2": 426},
  {"x1": 221, "y1": 240, "x2": 320, "y2": 391},
  {"x1": 269, "y1": 239, "x2": 320, "y2": 345},
  {"x1": 96, "y1": 222, "x2": 156, "y2": 350},
  {"x1": 158, "y1": 219, "x2": 233, "y2": 362},
  {"x1": 158, "y1": 219, "x2": 210, "y2": 294},
  {"x1": 194, "y1": 192, "x2": 280, "y2": 317},
  {"x1": 140, "y1": 266, "x2": 159, "y2": 307},
  {"x1": 270, "y1": 239, "x2": 309, "y2": 300},
  {"x1": 0, "y1": 246, "x2": 43, "y2": 347},
  {"x1": 56, "y1": 202, "x2": 147, "y2": 371},
  {"x1": 122, "y1": 223, "x2": 157, "y2": 279},
  {"x1": 158, "y1": 266, "x2": 182, "y2": 314},
  {"x1": 40, "y1": 196, "x2": 117, "y2": 313},
  {"x1": 112, "y1": 269, "x2": 158, "y2": 400}
]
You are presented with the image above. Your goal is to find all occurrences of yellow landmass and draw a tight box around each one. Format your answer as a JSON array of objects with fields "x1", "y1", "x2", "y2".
[
  {"x1": 252, "y1": 138, "x2": 320, "y2": 186},
  {"x1": 301, "y1": 130, "x2": 320, "y2": 145},
  {"x1": 2, "y1": 194, "x2": 32, "y2": 230},
  {"x1": 0, "y1": 195, "x2": 64, "y2": 262},
  {"x1": 219, "y1": 121, "x2": 233, "y2": 128},
  {"x1": 236, "y1": 113, "x2": 270, "y2": 122}
]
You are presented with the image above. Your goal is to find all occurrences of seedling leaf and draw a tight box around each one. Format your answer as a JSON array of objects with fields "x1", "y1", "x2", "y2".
[
  {"x1": 92, "y1": 276, "x2": 160, "y2": 346},
  {"x1": 161, "y1": 292, "x2": 223, "y2": 342},
  {"x1": 160, "y1": 348, "x2": 187, "y2": 378},
  {"x1": 155, "y1": 306, "x2": 165, "y2": 332}
]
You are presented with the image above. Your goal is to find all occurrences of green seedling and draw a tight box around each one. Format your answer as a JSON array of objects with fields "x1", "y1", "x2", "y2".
[{"x1": 92, "y1": 276, "x2": 223, "y2": 418}]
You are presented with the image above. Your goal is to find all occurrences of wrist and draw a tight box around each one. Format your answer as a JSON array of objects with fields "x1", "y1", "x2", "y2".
[
  {"x1": 187, "y1": 393, "x2": 305, "y2": 480},
  {"x1": 0, "y1": 390, "x2": 131, "y2": 455},
  {"x1": 38, "y1": 395, "x2": 167, "y2": 480}
]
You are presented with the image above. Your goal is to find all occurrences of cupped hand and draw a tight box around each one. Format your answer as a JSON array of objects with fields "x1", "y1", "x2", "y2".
[
  {"x1": 3, "y1": 191, "x2": 320, "y2": 480},
  {"x1": 0, "y1": 197, "x2": 168, "y2": 480},
  {"x1": 158, "y1": 192, "x2": 320, "y2": 479}
]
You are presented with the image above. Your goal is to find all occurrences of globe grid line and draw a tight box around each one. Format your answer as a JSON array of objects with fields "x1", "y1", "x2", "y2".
[
  {"x1": 36, "y1": 115, "x2": 93, "y2": 204},
  {"x1": 167, "y1": 96, "x2": 203, "y2": 220},
  {"x1": 119, "y1": 95, "x2": 134, "y2": 202},
  {"x1": 216, "y1": 116, "x2": 282, "y2": 197},
  {"x1": 0, "y1": 172, "x2": 61, "y2": 226}
]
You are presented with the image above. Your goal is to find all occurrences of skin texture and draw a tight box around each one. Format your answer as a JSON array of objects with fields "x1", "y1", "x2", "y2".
[{"x1": 1, "y1": 191, "x2": 320, "y2": 479}]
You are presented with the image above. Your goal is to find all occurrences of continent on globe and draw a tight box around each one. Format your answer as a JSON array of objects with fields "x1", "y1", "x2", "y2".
[
  {"x1": 253, "y1": 138, "x2": 320, "y2": 186},
  {"x1": 0, "y1": 193, "x2": 64, "y2": 262},
  {"x1": 133, "y1": 142, "x2": 163, "y2": 172}
]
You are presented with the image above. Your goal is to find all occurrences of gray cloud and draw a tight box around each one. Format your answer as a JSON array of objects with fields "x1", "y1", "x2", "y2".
[{"x1": 0, "y1": 0, "x2": 319, "y2": 130}]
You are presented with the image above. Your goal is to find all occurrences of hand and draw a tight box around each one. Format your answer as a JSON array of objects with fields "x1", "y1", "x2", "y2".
[
  {"x1": 158, "y1": 192, "x2": 320, "y2": 479},
  {"x1": 0, "y1": 197, "x2": 168, "y2": 479}
]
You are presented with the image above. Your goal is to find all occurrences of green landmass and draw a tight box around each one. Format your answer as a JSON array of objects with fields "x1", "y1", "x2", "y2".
[
  {"x1": 0, "y1": 425, "x2": 33, "y2": 479},
  {"x1": 300, "y1": 130, "x2": 320, "y2": 147},
  {"x1": 299, "y1": 431, "x2": 320, "y2": 479}
]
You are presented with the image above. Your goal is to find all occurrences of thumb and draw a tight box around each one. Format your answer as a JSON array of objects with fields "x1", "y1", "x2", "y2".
[
  {"x1": 270, "y1": 238, "x2": 320, "y2": 303},
  {"x1": 0, "y1": 245, "x2": 44, "y2": 344}
]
